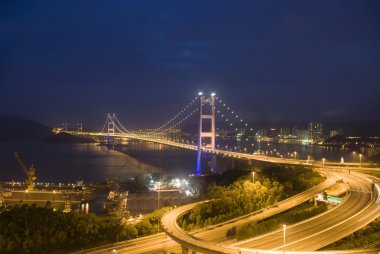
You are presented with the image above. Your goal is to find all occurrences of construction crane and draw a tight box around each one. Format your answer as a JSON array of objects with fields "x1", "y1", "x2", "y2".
[{"x1": 13, "y1": 152, "x2": 37, "y2": 191}]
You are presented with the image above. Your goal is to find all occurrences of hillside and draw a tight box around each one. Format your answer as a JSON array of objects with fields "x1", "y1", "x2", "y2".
[
  {"x1": 44, "y1": 132, "x2": 96, "y2": 143},
  {"x1": 0, "y1": 117, "x2": 52, "y2": 141}
]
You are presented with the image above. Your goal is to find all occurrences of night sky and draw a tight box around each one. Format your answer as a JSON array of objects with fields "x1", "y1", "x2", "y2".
[{"x1": 1, "y1": 1, "x2": 380, "y2": 129}]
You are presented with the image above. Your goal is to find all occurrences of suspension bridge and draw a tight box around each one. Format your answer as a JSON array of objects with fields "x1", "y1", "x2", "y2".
[
  {"x1": 66, "y1": 93, "x2": 380, "y2": 254},
  {"x1": 57, "y1": 92, "x2": 370, "y2": 175}
]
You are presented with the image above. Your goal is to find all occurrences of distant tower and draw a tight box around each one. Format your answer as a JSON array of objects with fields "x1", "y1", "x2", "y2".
[{"x1": 196, "y1": 92, "x2": 216, "y2": 175}]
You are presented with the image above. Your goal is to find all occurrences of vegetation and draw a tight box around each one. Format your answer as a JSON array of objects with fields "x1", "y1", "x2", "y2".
[
  {"x1": 358, "y1": 170, "x2": 380, "y2": 178},
  {"x1": 0, "y1": 204, "x2": 170, "y2": 254},
  {"x1": 369, "y1": 153, "x2": 380, "y2": 164},
  {"x1": 234, "y1": 202, "x2": 328, "y2": 240},
  {"x1": 179, "y1": 165, "x2": 324, "y2": 230},
  {"x1": 322, "y1": 218, "x2": 380, "y2": 250},
  {"x1": 259, "y1": 165, "x2": 324, "y2": 196},
  {"x1": 134, "y1": 207, "x2": 171, "y2": 236}
]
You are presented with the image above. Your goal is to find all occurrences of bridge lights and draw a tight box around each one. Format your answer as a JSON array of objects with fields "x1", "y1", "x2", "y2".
[{"x1": 198, "y1": 91, "x2": 203, "y2": 96}]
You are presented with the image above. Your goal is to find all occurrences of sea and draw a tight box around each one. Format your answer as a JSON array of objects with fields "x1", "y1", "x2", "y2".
[{"x1": 0, "y1": 139, "x2": 378, "y2": 184}]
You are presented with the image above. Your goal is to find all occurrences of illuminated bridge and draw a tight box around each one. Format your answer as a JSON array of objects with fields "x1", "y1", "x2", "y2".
[
  {"x1": 58, "y1": 92, "x2": 370, "y2": 174},
  {"x1": 66, "y1": 93, "x2": 380, "y2": 254}
]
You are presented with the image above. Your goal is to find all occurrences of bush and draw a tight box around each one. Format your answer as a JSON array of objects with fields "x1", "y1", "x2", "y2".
[
  {"x1": 236, "y1": 202, "x2": 328, "y2": 240},
  {"x1": 323, "y1": 218, "x2": 380, "y2": 250},
  {"x1": 0, "y1": 204, "x2": 124, "y2": 253},
  {"x1": 180, "y1": 165, "x2": 324, "y2": 230},
  {"x1": 0, "y1": 205, "x2": 171, "y2": 253}
]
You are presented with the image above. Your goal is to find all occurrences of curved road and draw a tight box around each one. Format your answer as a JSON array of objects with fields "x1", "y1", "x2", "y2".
[
  {"x1": 161, "y1": 169, "x2": 380, "y2": 254},
  {"x1": 74, "y1": 169, "x2": 380, "y2": 254},
  {"x1": 235, "y1": 172, "x2": 380, "y2": 251},
  {"x1": 77, "y1": 170, "x2": 338, "y2": 254}
]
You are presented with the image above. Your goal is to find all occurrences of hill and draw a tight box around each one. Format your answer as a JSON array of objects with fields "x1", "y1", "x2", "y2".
[
  {"x1": 324, "y1": 119, "x2": 380, "y2": 136},
  {"x1": 44, "y1": 132, "x2": 96, "y2": 143},
  {"x1": 0, "y1": 117, "x2": 52, "y2": 141}
]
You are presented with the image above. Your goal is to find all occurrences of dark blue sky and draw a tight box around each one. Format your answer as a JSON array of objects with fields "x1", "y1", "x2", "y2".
[{"x1": 1, "y1": 1, "x2": 379, "y2": 129}]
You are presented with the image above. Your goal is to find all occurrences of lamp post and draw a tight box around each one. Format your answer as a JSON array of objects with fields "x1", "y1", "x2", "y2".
[
  {"x1": 352, "y1": 151, "x2": 356, "y2": 163},
  {"x1": 283, "y1": 224, "x2": 286, "y2": 246},
  {"x1": 294, "y1": 151, "x2": 297, "y2": 160},
  {"x1": 359, "y1": 154, "x2": 362, "y2": 168},
  {"x1": 322, "y1": 158, "x2": 325, "y2": 169},
  {"x1": 157, "y1": 181, "x2": 161, "y2": 233},
  {"x1": 157, "y1": 181, "x2": 161, "y2": 210},
  {"x1": 252, "y1": 171, "x2": 255, "y2": 183}
]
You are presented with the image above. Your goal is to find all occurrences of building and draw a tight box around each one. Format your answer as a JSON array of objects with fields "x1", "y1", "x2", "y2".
[
  {"x1": 1, "y1": 189, "x2": 92, "y2": 212},
  {"x1": 255, "y1": 129, "x2": 267, "y2": 140},
  {"x1": 295, "y1": 129, "x2": 310, "y2": 142},
  {"x1": 330, "y1": 129, "x2": 343, "y2": 137},
  {"x1": 308, "y1": 122, "x2": 323, "y2": 143}
]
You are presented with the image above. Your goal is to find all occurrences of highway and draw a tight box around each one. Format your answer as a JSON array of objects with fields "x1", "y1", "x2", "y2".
[
  {"x1": 76, "y1": 170, "x2": 338, "y2": 254},
  {"x1": 161, "y1": 170, "x2": 380, "y2": 254},
  {"x1": 72, "y1": 233, "x2": 177, "y2": 254},
  {"x1": 75, "y1": 169, "x2": 380, "y2": 254},
  {"x1": 234, "y1": 172, "x2": 380, "y2": 251}
]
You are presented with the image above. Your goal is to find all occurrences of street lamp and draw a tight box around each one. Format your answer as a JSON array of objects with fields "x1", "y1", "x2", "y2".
[
  {"x1": 352, "y1": 151, "x2": 356, "y2": 163},
  {"x1": 294, "y1": 151, "x2": 297, "y2": 160},
  {"x1": 252, "y1": 171, "x2": 255, "y2": 183},
  {"x1": 157, "y1": 181, "x2": 161, "y2": 233},
  {"x1": 283, "y1": 224, "x2": 286, "y2": 246},
  {"x1": 322, "y1": 158, "x2": 325, "y2": 169},
  {"x1": 157, "y1": 181, "x2": 161, "y2": 210},
  {"x1": 359, "y1": 154, "x2": 362, "y2": 168}
]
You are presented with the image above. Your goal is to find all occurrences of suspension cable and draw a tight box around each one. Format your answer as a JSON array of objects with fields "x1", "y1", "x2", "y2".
[
  {"x1": 149, "y1": 108, "x2": 199, "y2": 143},
  {"x1": 147, "y1": 96, "x2": 198, "y2": 136},
  {"x1": 113, "y1": 115, "x2": 132, "y2": 134}
]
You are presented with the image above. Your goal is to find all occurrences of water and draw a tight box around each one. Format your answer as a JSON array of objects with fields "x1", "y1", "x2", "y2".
[
  {"x1": 0, "y1": 139, "x2": 378, "y2": 183},
  {"x1": 0, "y1": 139, "x2": 196, "y2": 183},
  {"x1": 218, "y1": 139, "x2": 379, "y2": 162}
]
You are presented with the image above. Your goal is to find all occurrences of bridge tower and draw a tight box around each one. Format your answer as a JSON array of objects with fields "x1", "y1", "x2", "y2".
[
  {"x1": 196, "y1": 92, "x2": 216, "y2": 175},
  {"x1": 106, "y1": 114, "x2": 116, "y2": 145},
  {"x1": 77, "y1": 123, "x2": 83, "y2": 133},
  {"x1": 107, "y1": 114, "x2": 116, "y2": 135}
]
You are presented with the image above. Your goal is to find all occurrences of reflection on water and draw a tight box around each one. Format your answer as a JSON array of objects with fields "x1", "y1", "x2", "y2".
[
  {"x1": 0, "y1": 139, "x2": 378, "y2": 183},
  {"x1": 219, "y1": 139, "x2": 379, "y2": 162},
  {"x1": 0, "y1": 140, "x2": 169, "y2": 183}
]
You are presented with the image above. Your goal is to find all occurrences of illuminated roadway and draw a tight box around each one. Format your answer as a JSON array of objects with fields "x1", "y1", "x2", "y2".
[
  {"x1": 76, "y1": 169, "x2": 380, "y2": 254},
  {"x1": 234, "y1": 172, "x2": 380, "y2": 252},
  {"x1": 83, "y1": 169, "x2": 377, "y2": 254},
  {"x1": 75, "y1": 170, "x2": 338, "y2": 254},
  {"x1": 161, "y1": 170, "x2": 380, "y2": 254}
]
